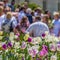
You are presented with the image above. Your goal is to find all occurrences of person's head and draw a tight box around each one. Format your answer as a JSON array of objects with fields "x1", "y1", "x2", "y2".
[
  {"x1": 24, "y1": 2, "x2": 28, "y2": 9},
  {"x1": 26, "y1": 8, "x2": 32, "y2": 14},
  {"x1": 6, "y1": 12, "x2": 12, "y2": 20},
  {"x1": 44, "y1": 10, "x2": 51, "y2": 19},
  {"x1": 19, "y1": 6, "x2": 26, "y2": 12},
  {"x1": 0, "y1": 2, "x2": 4, "y2": 6},
  {"x1": 53, "y1": 12, "x2": 59, "y2": 20},
  {"x1": 15, "y1": 8, "x2": 19, "y2": 12},
  {"x1": 11, "y1": 0, "x2": 15, "y2": 5},
  {"x1": 41, "y1": 14, "x2": 48, "y2": 24},
  {"x1": 31, "y1": 11, "x2": 34, "y2": 16},
  {"x1": 12, "y1": 12, "x2": 18, "y2": 19},
  {"x1": 17, "y1": 4, "x2": 21, "y2": 9},
  {"x1": 3, "y1": 0, "x2": 8, "y2": 4},
  {"x1": 4, "y1": 6, "x2": 11, "y2": 13},
  {"x1": 35, "y1": 7, "x2": 42, "y2": 13},
  {"x1": 35, "y1": 16, "x2": 41, "y2": 22},
  {"x1": 20, "y1": 16, "x2": 28, "y2": 24},
  {"x1": 0, "y1": 6, "x2": 4, "y2": 14}
]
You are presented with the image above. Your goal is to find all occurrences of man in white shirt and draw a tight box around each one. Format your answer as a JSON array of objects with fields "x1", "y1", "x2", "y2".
[{"x1": 26, "y1": 16, "x2": 49, "y2": 37}]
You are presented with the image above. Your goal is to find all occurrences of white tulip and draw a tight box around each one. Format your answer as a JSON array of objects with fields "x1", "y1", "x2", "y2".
[{"x1": 50, "y1": 55, "x2": 57, "y2": 60}]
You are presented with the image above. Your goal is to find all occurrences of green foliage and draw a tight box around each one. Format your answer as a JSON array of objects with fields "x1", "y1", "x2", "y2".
[
  {"x1": 14, "y1": 2, "x2": 42, "y2": 10},
  {"x1": 28, "y1": 3, "x2": 41, "y2": 10}
]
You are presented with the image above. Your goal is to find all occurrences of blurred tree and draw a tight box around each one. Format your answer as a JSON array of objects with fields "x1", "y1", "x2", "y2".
[
  {"x1": 43, "y1": 0, "x2": 47, "y2": 11},
  {"x1": 25, "y1": 0, "x2": 29, "y2": 3}
]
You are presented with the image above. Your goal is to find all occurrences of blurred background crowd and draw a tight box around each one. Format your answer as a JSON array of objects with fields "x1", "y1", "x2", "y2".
[{"x1": 0, "y1": 0, "x2": 60, "y2": 37}]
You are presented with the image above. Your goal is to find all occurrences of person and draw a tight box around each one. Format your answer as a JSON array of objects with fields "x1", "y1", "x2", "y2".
[
  {"x1": 2, "y1": 12, "x2": 17, "y2": 32},
  {"x1": 0, "y1": 2, "x2": 4, "y2": 6},
  {"x1": 26, "y1": 8, "x2": 33, "y2": 24},
  {"x1": 18, "y1": 6, "x2": 26, "y2": 23},
  {"x1": 41, "y1": 14, "x2": 49, "y2": 25},
  {"x1": 9, "y1": 1, "x2": 15, "y2": 11},
  {"x1": 34, "y1": 16, "x2": 41, "y2": 22},
  {"x1": 26, "y1": 16, "x2": 49, "y2": 37},
  {"x1": 0, "y1": 6, "x2": 6, "y2": 30},
  {"x1": 16, "y1": 16, "x2": 30, "y2": 33},
  {"x1": 34, "y1": 7, "x2": 43, "y2": 17},
  {"x1": 44, "y1": 10, "x2": 52, "y2": 20},
  {"x1": 12, "y1": 12, "x2": 19, "y2": 23},
  {"x1": 15, "y1": 8, "x2": 19, "y2": 12},
  {"x1": 52, "y1": 12, "x2": 60, "y2": 36},
  {"x1": 3, "y1": 0, "x2": 10, "y2": 7},
  {"x1": 4, "y1": 6, "x2": 11, "y2": 14},
  {"x1": 23, "y1": 2, "x2": 28, "y2": 9}
]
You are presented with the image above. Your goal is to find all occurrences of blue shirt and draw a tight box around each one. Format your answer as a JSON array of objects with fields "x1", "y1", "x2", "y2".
[
  {"x1": 52, "y1": 19, "x2": 60, "y2": 36},
  {"x1": 26, "y1": 13, "x2": 33, "y2": 24},
  {"x1": 18, "y1": 11, "x2": 26, "y2": 23}
]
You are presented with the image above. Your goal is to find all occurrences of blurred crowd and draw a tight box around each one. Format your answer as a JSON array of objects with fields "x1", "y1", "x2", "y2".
[{"x1": 0, "y1": 0, "x2": 60, "y2": 37}]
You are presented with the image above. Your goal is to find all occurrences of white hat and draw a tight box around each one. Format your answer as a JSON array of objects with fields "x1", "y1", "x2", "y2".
[
  {"x1": 53, "y1": 12, "x2": 59, "y2": 16},
  {"x1": 26, "y1": 8, "x2": 32, "y2": 14}
]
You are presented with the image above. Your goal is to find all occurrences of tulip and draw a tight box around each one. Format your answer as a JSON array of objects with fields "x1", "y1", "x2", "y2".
[
  {"x1": 28, "y1": 37, "x2": 32, "y2": 43},
  {"x1": 7, "y1": 42, "x2": 12, "y2": 48},
  {"x1": 2, "y1": 44, "x2": 7, "y2": 50}
]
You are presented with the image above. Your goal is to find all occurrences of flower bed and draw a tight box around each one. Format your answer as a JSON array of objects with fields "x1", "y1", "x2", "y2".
[{"x1": 0, "y1": 31, "x2": 60, "y2": 60}]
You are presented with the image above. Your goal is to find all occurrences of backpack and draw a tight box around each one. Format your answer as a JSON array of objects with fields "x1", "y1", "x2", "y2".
[{"x1": 2, "y1": 20, "x2": 13, "y2": 32}]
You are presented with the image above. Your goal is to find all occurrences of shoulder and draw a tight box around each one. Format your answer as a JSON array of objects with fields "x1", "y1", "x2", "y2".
[
  {"x1": 58, "y1": 19, "x2": 60, "y2": 22},
  {"x1": 1, "y1": 14, "x2": 6, "y2": 18},
  {"x1": 11, "y1": 16, "x2": 16, "y2": 21},
  {"x1": 29, "y1": 22, "x2": 48, "y2": 27},
  {"x1": 39, "y1": 22, "x2": 49, "y2": 28},
  {"x1": 52, "y1": 19, "x2": 55, "y2": 24}
]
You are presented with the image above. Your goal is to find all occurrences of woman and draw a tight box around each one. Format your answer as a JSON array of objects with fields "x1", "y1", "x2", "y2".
[
  {"x1": 16, "y1": 16, "x2": 30, "y2": 33},
  {"x1": 2, "y1": 12, "x2": 17, "y2": 32},
  {"x1": 41, "y1": 14, "x2": 49, "y2": 25},
  {"x1": 52, "y1": 12, "x2": 60, "y2": 36},
  {"x1": 41, "y1": 14, "x2": 53, "y2": 34},
  {"x1": 26, "y1": 8, "x2": 33, "y2": 24}
]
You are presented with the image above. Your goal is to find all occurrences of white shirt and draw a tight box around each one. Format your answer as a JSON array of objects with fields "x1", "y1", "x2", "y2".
[
  {"x1": 11, "y1": 16, "x2": 18, "y2": 28},
  {"x1": 26, "y1": 22, "x2": 49, "y2": 37},
  {"x1": 18, "y1": 11, "x2": 26, "y2": 23},
  {"x1": 0, "y1": 14, "x2": 6, "y2": 30},
  {"x1": 2, "y1": 16, "x2": 17, "y2": 32}
]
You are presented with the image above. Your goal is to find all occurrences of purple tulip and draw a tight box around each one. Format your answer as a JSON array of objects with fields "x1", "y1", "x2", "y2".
[
  {"x1": 28, "y1": 37, "x2": 32, "y2": 42},
  {"x1": 39, "y1": 45, "x2": 48, "y2": 57},
  {"x1": 7, "y1": 42, "x2": 12, "y2": 48},
  {"x1": 39, "y1": 50, "x2": 44, "y2": 57},
  {"x1": 2, "y1": 44, "x2": 7, "y2": 50},
  {"x1": 39, "y1": 49, "x2": 48, "y2": 57},
  {"x1": 42, "y1": 33, "x2": 46, "y2": 37},
  {"x1": 42, "y1": 45, "x2": 48, "y2": 51}
]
